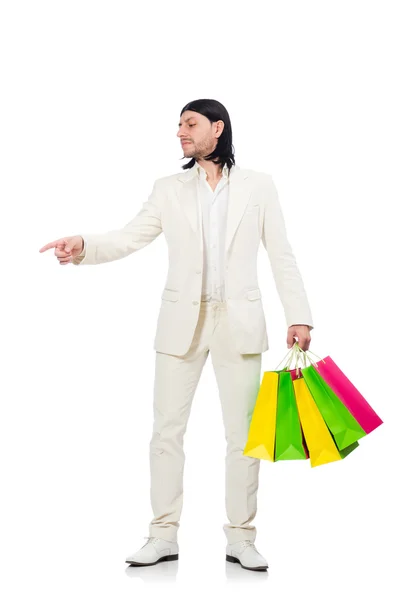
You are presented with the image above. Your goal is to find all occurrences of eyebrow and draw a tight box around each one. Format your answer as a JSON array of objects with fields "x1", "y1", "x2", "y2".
[{"x1": 178, "y1": 117, "x2": 196, "y2": 126}]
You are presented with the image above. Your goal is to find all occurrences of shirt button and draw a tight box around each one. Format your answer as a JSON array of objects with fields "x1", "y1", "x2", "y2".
[
  {"x1": 196, "y1": 269, "x2": 201, "y2": 274},
  {"x1": 192, "y1": 301, "x2": 199, "y2": 305}
]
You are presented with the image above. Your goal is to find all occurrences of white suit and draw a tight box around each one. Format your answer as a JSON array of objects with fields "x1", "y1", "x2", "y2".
[
  {"x1": 72, "y1": 164, "x2": 314, "y2": 354},
  {"x1": 72, "y1": 163, "x2": 314, "y2": 544}
]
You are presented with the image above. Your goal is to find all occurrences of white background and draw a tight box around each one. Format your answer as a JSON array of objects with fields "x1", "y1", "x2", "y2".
[{"x1": 1, "y1": 0, "x2": 396, "y2": 598}]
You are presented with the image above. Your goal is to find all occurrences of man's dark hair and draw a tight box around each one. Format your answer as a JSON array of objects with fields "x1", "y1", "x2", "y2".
[{"x1": 180, "y1": 99, "x2": 236, "y2": 173}]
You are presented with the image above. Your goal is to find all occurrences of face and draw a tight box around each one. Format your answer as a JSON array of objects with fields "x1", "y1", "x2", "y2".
[{"x1": 177, "y1": 110, "x2": 224, "y2": 159}]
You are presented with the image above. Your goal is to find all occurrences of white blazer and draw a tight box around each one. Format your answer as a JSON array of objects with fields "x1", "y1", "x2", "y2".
[{"x1": 73, "y1": 164, "x2": 314, "y2": 355}]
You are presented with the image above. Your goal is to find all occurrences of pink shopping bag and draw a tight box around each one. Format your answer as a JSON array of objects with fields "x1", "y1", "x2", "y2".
[{"x1": 313, "y1": 355, "x2": 383, "y2": 434}]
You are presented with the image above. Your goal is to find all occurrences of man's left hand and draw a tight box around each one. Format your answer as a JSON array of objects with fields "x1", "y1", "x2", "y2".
[{"x1": 287, "y1": 324, "x2": 312, "y2": 351}]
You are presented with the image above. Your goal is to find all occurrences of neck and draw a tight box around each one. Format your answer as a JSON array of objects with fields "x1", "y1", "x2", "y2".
[{"x1": 196, "y1": 159, "x2": 223, "y2": 180}]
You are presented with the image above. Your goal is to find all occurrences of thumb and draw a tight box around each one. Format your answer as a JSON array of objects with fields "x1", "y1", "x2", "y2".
[
  {"x1": 63, "y1": 237, "x2": 77, "y2": 253},
  {"x1": 287, "y1": 332, "x2": 296, "y2": 348}
]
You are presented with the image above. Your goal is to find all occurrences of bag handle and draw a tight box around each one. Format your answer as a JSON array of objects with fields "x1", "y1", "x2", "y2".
[
  {"x1": 295, "y1": 346, "x2": 327, "y2": 370},
  {"x1": 275, "y1": 342, "x2": 305, "y2": 375},
  {"x1": 275, "y1": 342, "x2": 326, "y2": 372}
]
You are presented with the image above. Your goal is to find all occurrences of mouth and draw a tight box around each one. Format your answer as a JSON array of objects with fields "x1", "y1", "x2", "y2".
[{"x1": 182, "y1": 142, "x2": 192, "y2": 146}]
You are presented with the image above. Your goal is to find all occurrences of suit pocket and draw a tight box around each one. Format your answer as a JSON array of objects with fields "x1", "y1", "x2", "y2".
[
  {"x1": 245, "y1": 288, "x2": 262, "y2": 301},
  {"x1": 161, "y1": 288, "x2": 180, "y2": 302},
  {"x1": 244, "y1": 203, "x2": 260, "y2": 215}
]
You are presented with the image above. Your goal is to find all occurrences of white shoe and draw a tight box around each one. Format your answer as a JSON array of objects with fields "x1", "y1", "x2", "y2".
[
  {"x1": 125, "y1": 537, "x2": 179, "y2": 566},
  {"x1": 226, "y1": 540, "x2": 269, "y2": 571}
]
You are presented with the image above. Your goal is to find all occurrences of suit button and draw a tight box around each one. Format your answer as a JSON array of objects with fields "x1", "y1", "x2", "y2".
[
  {"x1": 196, "y1": 269, "x2": 201, "y2": 274},
  {"x1": 192, "y1": 301, "x2": 199, "y2": 305}
]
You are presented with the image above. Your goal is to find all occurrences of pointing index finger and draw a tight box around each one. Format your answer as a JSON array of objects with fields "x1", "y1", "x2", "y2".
[{"x1": 39, "y1": 239, "x2": 63, "y2": 253}]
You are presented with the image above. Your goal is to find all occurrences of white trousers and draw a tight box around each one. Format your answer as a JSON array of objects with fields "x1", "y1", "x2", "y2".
[{"x1": 148, "y1": 299, "x2": 262, "y2": 545}]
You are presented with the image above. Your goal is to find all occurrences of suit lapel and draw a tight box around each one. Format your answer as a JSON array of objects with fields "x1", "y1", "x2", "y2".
[
  {"x1": 225, "y1": 167, "x2": 251, "y2": 254},
  {"x1": 176, "y1": 164, "x2": 252, "y2": 255}
]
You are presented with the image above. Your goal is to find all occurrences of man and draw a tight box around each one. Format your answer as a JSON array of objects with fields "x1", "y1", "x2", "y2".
[{"x1": 39, "y1": 98, "x2": 314, "y2": 572}]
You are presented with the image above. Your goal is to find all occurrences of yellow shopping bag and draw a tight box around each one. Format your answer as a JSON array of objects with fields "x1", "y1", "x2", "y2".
[
  {"x1": 243, "y1": 371, "x2": 278, "y2": 461},
  {"x1": 294, "y1": 377, "x2": 348, "y2": 467}
]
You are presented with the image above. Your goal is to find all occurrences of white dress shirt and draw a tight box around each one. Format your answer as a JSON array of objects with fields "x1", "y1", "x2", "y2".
[{"x1": 195, "y1": 162, "x2": 232, "y2": 302}]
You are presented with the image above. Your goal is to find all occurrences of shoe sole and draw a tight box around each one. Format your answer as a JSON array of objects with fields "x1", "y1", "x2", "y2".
[
  {"x1": 125, "y1": 554, "x2": 179, "y2": 566},
  {"x1": 226, "y1": 554, "x2": 268, "y2": 571}
]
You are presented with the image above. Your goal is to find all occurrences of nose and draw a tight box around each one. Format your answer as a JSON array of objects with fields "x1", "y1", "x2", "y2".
[{"x1": 177, "y1": 127, "x2": 189, "y2": 138}]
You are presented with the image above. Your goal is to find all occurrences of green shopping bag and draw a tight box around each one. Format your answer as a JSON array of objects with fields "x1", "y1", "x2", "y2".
[
  {"x1": 300, "y1": 360, "x2": 367, "y2": 450},
  {"x1": 274, "y1": 371, "x2": 307, "y2": 461}
]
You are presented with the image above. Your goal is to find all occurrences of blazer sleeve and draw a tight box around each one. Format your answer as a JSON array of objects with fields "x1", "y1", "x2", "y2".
[
  {"x1": 261, "y1": 174, "x2": 314, "y2": 331},
  {"x1": 72, "y1": 179, "x2": 164, "y2": 266}
]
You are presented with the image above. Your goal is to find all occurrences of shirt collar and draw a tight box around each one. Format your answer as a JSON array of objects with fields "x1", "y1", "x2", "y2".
[{"x1": 196, "y1": 162, "x2": 231, "y2": 181}]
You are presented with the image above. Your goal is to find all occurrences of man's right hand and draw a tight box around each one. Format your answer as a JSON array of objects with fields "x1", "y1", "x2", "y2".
[{"x1": 39, "y1": 235, "x2": 84, "y2": 265}]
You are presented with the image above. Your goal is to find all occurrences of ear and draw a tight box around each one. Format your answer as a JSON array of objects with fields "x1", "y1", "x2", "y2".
[{"x1": 215, "y1": 120, "x2": 225, "y2": 137}]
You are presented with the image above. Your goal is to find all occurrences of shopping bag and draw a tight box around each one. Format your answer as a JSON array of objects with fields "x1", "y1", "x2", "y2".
[
  {"x1": 293, "y1": 376, "x2": 359, "y2": 468},
  {"x1": 243, "y1": 371, "x2": 278, "y2": 461},
  {"x1": 286, "y1": 367, "x2": 309, "y2": 458},
  {"x1": 310, "y1": 355, "x2": 383, "y2": 434},
  {"x1": 274, "y1": 371, "x2": 307, "y2": 461},
  {"x1": 300, "y1": 364, "x2": 367, "y2": 450}
]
